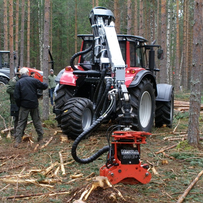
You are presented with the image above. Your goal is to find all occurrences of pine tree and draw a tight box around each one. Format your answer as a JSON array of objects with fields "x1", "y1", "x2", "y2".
[
  {"x1": 188, "y1": 0, "x2": 202, "y2": 148},
  {"x1": 42, "y1": 0, "x2": 51, "y2": 120}
]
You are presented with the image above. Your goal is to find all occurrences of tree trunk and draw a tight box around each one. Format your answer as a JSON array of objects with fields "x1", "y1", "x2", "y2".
[
  {"x1": 156, "y1": 0, "x2": 161, "y2": 73},
  {"x1": 127, "y1": 0, "x2": 132, "y2": 34},
  {"x1": 38, "y1": 0, "x2": 44, "y2": 70},
  {"x1": 175, "y1": 0, "x2": 180, "y2": 91},
  {"x1": 150, "y1": 0, "x2": 155, "y2": 43},
  {"x1": 166, "y1": 0, "x2": 171, "y2": 84},
  {"x1": 185, "y1": 2, "x2": 190, "y2": 89},
  {"x1": 20, "y1": 0, "x2": 25, "y2": 68},
  {"x1": 95, "y1": 0, "x2": 99, "y2": 7},
  {"x1": 139, "y1": 0, "x2": 144, "y2": 36},
  {"x1": 3, "y1": 0, "x2": 8, "y2": 51},
  {"x1": 188, "y1": 3, "x2": 193, "y2": 91},
  {"x1": 144, "y1": 1, "x2": 149, "y2": 40},
  {"x1": 160, "y1": 0, "x2": 167, "y2": 83},
  {"x1": 182, "y1": 0, "x2": 188, "y2": 90},
  {"x1": 15, "y1": 0, "x2": 19, "y2": 69},
  {"x1": 74, "y1": 0, "x2": 77, "y2": 54},
  {"x1": 114, "y1": 0, "x2": 120, "y2": 33},
  {"x1": 133, "y1": 0, "x2": 138, "y2": 35},
  {"x1": 42, "y1": 0, "x2": 50, "y2": 120},
  {"x1": 188, "y1": 0, "x2": 202, "y2": 148},
  {"x1": 9, "y1": 0, "x2": 14, "y2": 78},
  {"x1": 27, "y1": 0, "x2": 30, "y2": 68},
  {"x1": 50, "y1": 1, "x2": 53, "y2": 53}
]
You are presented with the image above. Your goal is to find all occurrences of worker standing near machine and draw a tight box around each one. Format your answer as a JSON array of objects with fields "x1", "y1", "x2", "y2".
[
  {"x1": 13, "y1": 67, "x2": 48, "y2": 148},
  {"x1": 6, "y1": 71, "x2": 21, "y2": 136},
  {"x1": 48, "y1": 69, "x2": 56, "y2": 105}
]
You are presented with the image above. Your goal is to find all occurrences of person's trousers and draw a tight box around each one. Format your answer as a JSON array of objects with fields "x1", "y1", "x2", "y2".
[
  {"x1": 49, "y1": 87, "x2": 55, "y2": 105},
  {"x1": 13, "y1": 115, "x2": 19, "y2": 135},
  {"x1": 15, "y1": 107, "x2": 43, "y2": 143}
]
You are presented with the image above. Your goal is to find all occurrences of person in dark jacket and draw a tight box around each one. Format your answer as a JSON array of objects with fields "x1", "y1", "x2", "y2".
[
  {"x1": 14, "y1": 67, "x2": 48, "y2": 148},
  {"x1": 6, "y1": 72, "x2": 21, "y2": 135}
]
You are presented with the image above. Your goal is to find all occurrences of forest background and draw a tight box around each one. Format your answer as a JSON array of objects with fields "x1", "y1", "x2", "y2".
[{"x1": 0, "y1": 0, "x2": 196, "y2": 92}]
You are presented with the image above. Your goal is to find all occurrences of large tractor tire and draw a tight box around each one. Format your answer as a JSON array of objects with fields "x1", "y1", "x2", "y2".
[
  {"x1": 54, "y1": 85, "x2": 75, "y2": 125},
  {"x1": 0, "y1": 76, "x2": 9, "y2": 86},
  {"x1": 61, "y1": 97, "x2": 93, "y2": 140},
  {"x1": 128, "y1": 78, "x2": 155, "y2": 132},
  {"x1": 155, "y1": 90, "x2": 174, "y2": 128}
]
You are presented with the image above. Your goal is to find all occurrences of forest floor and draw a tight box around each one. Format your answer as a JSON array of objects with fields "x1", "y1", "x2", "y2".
[{"x1": 0, "y1": 107, "x2": 203, "y2": 203}]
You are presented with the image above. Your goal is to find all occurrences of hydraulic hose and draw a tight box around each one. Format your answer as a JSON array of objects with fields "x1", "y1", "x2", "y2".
[
  {"x1": 71, "y1": 93, "x2": 116, "y2": 164},
  {"x1": 93, "y1": 67, "x2": 108, "y2": 106},
  {"x1": 94, "y1": 77, "x2": 111, "y2": 120},
  {"x1": 70, "y1": 45, "x2": 93, "y2": 70}
]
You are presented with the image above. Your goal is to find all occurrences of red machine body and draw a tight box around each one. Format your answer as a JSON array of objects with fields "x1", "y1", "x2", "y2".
[
  {"x1": 26, "y1": 67, "x2": 44, "y2": 82},
  {"x1": 100, "y1": 131, "x2": 151, "y2": 185}
]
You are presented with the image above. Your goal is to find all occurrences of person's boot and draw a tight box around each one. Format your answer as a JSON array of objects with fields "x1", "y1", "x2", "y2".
[
  {"x1": 37, "y1": 135, "x2": 44, "y2": 145},
  {"x1": 14, "y1": 137, "x2": 21, "y2": 148}
]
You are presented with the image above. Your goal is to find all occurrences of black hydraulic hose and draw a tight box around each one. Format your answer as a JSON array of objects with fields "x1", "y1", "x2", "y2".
[
  {"x1": 93, "y1": 67, "x2": 107, "y2": 105},
  {"x1": 70, "y1": 45, "x2": 93, "y2": 70},
  {"x1": 71, "y1": 94, "x2": 116, "y2": 164},
  {"x1": 94, "y1": 78, "x2": 111, "y2": 119}
]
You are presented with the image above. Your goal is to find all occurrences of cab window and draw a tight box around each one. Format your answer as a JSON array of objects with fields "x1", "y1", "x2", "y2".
[{"x1": 130, "y1": 42, "x2": 144, "y2": 67}]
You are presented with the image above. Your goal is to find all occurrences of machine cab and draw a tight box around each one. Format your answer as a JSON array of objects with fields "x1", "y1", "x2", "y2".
[{"x1": 78, "y1": 34, "x2": 148, "y2": 72}]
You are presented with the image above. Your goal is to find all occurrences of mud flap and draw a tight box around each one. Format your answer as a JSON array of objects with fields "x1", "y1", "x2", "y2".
[{"x1": 156, "y1": 84, "x2": 173, "y2": 102}]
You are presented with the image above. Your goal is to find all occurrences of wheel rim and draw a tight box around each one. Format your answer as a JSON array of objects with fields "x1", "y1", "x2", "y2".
[
  {"x1": 82, "y1": 108, "x2": 92, "y2": 130},
  {"x1": 169, "y1": 97, "x2": 174, "y2": 124},
  {"x1": 139, "y1": 91, "x2": 152, "y2": 128},
  {"x1": 0, "y1": 82, "x2": 6, "y2": 87}
]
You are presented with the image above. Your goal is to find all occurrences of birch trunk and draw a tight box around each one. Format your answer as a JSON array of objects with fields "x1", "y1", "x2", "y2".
[
  {"x1": 42, "y1": 0, "x2": 50, "y2": 120},
  {"x1": 182, "y1": 0, "x2": 188, "y2": 90},
  {"x1": 175, "y1": 0, "x2": 180, "y2": 91},
  {"x1": 38, "y1": 0, "x2": 44, "y2": 70},
  {"x1": 166, "y1": 0, "x2": 171, "y2": 84}
]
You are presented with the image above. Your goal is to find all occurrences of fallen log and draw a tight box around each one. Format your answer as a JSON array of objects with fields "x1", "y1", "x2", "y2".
[
  {"x1": 1, "y1": 177, "x2": 62, "y2": 185},
  {"x1": 164, "y1": 135, "x2": 203, "y2": 141},
  {"x1": 163, "y1": 134, "x2": 187, "y2": 141},
  {"x1": 172, "y1": 119, "x2": 180, "y2": 133},
  {"x1": 5, "y1": 191, "x2": 71, "y2": 200},
  {"x1": 40, "y1": 137, "x2": 53, "y2": 150},
  {"x1": 1, "y1": 121, "x2": 33, "y2": 134},
  {"x1": 43, "y1": 162, "x2": 59, "y2": 176},
  {"x1": 177, "y1": 170, "x2": 203, "y2": 203},
  {"x1": 0, "y1": 155, "x2": 19, "y2": 160},
  {"x1": 155, "y1": 143, "x2": 179, "y2": 154},
  {"x1": 0, "y1": 162, "x2": 29, "y2": 173},
  {"x1": 59, "y1": 151, "x2": 66, "y2": 175},
  {"x1": 34, "y1": 144, "x2": 39, "y2": 151}
]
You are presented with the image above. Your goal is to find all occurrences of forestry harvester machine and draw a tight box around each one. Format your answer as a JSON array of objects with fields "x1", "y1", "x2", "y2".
[{"x1": 54, "y1": 7, "x2": 174, "y2": 184}]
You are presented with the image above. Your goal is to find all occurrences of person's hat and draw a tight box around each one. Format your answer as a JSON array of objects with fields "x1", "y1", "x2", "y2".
[
  {"x1": 19, "y1": 67, "x2": 29, "y2": 75},
  {"x1": 50, "y1": 69, "x2": 54, "y2": 72}
]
